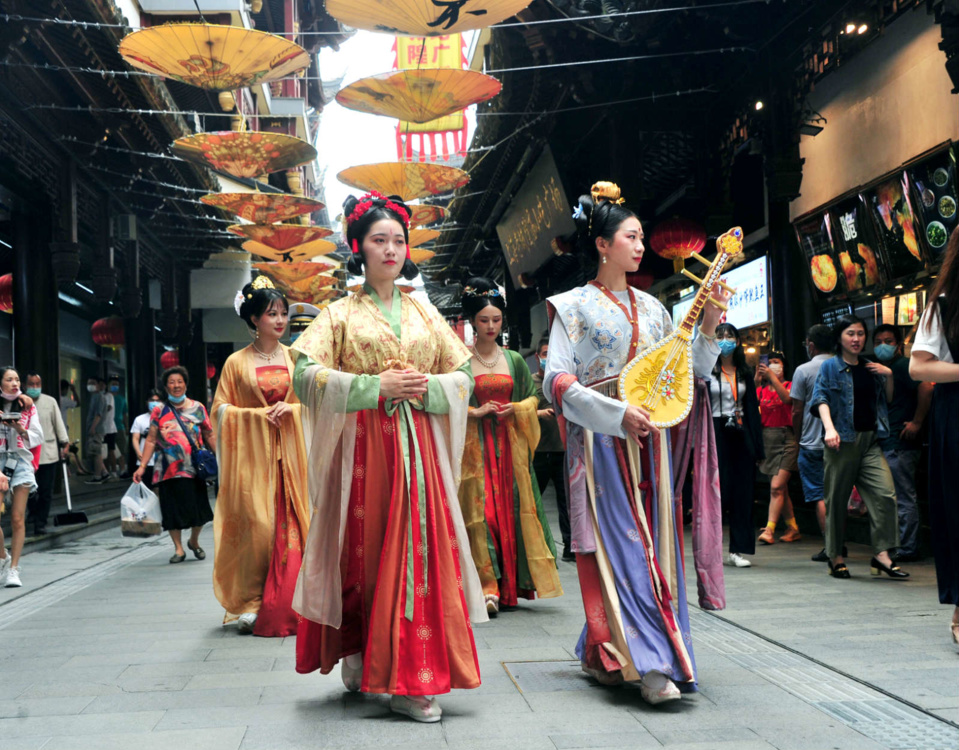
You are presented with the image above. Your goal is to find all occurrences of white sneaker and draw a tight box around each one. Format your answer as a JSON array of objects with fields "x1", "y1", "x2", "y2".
[
  {"x1": 639, "y1": 671, "x2": 681, "y2": 705},
  {"x1": 485, "y1": 594, "x2": 500, "y2": 615},
  {"x1": 389, "y1": 694, "x2": 442, "y2": 723},
  {"x1": 236, "y1": 613, "x2": 257, "y2": 633},
  {"x1": 728, "y1": 553, "x2": 752, "y2": 568},
  {"x1": 0, "y1": 553, "x2": 9, "y2": 586},
  {"x1": 5, "y1": 566, "x2": 22, "y2": 587}
]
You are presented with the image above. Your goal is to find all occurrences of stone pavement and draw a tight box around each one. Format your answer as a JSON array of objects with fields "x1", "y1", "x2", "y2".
[{"x1": 0, "y1": 490, "x2": 956, "y2": 750}]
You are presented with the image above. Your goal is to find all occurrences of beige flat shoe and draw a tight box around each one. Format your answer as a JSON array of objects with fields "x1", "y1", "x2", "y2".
[
  {"x1": 341, "y1": 653, "x2": 362, "y2": 692},
  {"x1": 639, "y1": 671, "x2": 681, "y2": 705},
  {"x1": 390, "y1": 694, "x2": 442, "y2": 723}
]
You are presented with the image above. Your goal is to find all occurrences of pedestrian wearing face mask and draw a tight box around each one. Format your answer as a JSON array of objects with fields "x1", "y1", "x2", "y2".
[
  {"x1": 754, "y1": 353, "x2": 801, "y2": 546},
  {"x1": 131, "y1": 389, "x2": 163, "y2": 487},
  {"x1": 707, "y1": 323, "x2": 764, "y2": 568},
  {"x1": 872, "y1": 325, "x2": 933, "y2": 563},
  {"x1": 84, "y1": 378, "x2": 109, "y2": 484},
  {"x1": 108, "y1": 376, "x2": 129, "y2": 479},
  {"x1": 23, "y1": 372, "x2": 68, "y2": 536}
]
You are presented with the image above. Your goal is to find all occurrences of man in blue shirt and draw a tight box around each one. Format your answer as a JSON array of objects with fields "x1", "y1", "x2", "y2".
[
  {"x1": 790, "y1": 324, "x2": 835, "y2": 563},
  {"x1": 872, "y1": 324, "x2": 933, "y2": 562}
]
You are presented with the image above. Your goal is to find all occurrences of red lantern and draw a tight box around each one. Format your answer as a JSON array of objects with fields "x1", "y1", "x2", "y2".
[
  {"x1": 160, "y1": 350, "x2": 180, "y2": 370},
  {"x1": 91, "y1": 316, "x2": 125, "y2": 348},
  {"x1": 626, "y1": 271, "x2": 655, "y2": 291},
  {"x1": 0, "y1": 274, "x2": 12, "y2": 314},
  {"x1": 649, "y1": 218, "x2": 707, "y2": 260},
  {"x1": 206, "y1": 363, "x2": 216, "y2": 380}
]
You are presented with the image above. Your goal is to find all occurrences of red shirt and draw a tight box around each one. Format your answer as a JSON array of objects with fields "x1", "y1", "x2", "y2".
[{"x1": 757, "y1": 383, "x2": 792, "y2": 428}]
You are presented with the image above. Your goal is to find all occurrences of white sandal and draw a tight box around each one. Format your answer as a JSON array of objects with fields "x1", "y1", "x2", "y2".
[{"x1": 390, "y1": 694, "x2": 442, "y2": 723}]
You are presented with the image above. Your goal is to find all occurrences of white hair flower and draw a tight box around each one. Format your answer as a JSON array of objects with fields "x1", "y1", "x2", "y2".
[
  {"x1": 572, "y1": 203, "x2": 585, "y2": 221},
  {"x1": 233, "y1": 289, "x2": 245, "y2": 317}
]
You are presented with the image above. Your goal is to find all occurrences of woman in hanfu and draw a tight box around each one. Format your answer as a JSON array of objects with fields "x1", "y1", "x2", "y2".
[
  {"x1": 211, "y1": 277, "x2": 310, "y2": 636},
  {"x1": 291, "y1": 192, "x2": 486, "y2": 723},
  {"x1": 544, "y1": 182, "x2": 727, "y2": 705},
  {"x1": 459, "y1": 276, "x2": 562, "y2": 615}
]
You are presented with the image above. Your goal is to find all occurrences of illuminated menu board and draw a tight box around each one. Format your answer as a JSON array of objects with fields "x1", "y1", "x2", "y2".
[
  {"x1": 864, "y1": 175, "x2": 926, "y2": 279},
  {"x1": 795, "y1": 212, "x2": 842, "y2": 300},
  {"x1": 907, "y1": 149, "x2": 957, "y2": 260},
  {"x1": 830, "y1": 196, "x2": 884, "y2": 293}
]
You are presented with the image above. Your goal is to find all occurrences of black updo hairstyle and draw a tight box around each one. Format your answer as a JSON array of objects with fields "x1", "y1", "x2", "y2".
[
  {"x1": 461, "y1": 276, "x2": 506, "y2": 322},
  {"x1": 344, "y1": 193, "x2": 418, "y2": 280},
  {"x1": 571, "y1": 185, "x2": 639, "y2": 262},
  {"x1": 238, "y1": 281, "x2": 289, "y2": 331}
]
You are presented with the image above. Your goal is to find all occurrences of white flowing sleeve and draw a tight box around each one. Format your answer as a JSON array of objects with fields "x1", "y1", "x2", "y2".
[
  {"x1": 543, "y1": 316, "x2": 628, "y2": 438},
  {"x1": 24, "y1": 407, "x2": 44, "y2": 450},
  {"x1": 692, "y1": 327, "x2": 721, "y2": 378}
]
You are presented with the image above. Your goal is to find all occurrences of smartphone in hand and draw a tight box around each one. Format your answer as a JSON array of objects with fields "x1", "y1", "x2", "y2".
[{"x1": 759, "y1": 354, "x2": 769, "y2": 368}]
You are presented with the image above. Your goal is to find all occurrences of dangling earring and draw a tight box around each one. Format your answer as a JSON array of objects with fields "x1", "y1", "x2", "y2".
[{"x1": 602, "y1": 254, "x2": 608, "y2": 264}]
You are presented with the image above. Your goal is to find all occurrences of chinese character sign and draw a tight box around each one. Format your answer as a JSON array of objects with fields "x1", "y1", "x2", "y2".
[
  {"x1": 396, "y1": 34, "x2": 465, "y2": 133},
  {"x1": 719, "y1": 256, "x2": 768, "y2": 329},
  {"x1": 495, "y1": 147, "x2": 576, "y2": 287}
]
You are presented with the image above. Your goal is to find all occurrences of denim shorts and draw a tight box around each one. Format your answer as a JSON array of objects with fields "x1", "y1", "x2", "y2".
[
  {"x1": 0, "y1": 455, "x2": 37, "y2": 510},
  {"x1": 797, "y1": 448, "x2": 824, "y2": 503}
]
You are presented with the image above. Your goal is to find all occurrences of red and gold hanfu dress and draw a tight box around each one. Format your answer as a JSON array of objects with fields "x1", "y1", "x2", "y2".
[{"x1": 291, "y1": 284, "x2": 486, "y2": 696}]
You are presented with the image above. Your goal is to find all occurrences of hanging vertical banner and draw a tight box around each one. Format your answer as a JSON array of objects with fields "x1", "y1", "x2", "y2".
[{"x1": 394, "y1": 35, "x2": 468, "y2": 161}]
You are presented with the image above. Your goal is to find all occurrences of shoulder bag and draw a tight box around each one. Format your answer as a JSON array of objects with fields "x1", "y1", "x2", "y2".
[{"x1": 168, "y1": 404, "x2": 218, "y2": 480}]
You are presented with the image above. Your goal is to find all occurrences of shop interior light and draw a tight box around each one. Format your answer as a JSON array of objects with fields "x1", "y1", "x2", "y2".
[
  {"x1": 754, "y1": 101, "x2": 764, "y2": 111},
  {"x1": 845, "y1": 23, "x2": 857, "y2": 33},
  {"x1": 746, "y1": 347, "x2": 757, "y2": 354},
  {"x1": 857, "y1": 24, "x2": 868, "y2": 34},
  {"x1": 895, "y1": 284, "x2": 903, "y2": 289}
]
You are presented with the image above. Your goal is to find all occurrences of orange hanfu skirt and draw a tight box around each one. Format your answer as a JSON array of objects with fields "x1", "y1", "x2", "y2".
[{"x1": 296, "y1": 400, "x2": 481, "y2": 696}]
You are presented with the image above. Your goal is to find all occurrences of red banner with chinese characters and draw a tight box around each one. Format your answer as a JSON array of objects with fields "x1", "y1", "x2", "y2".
[{"x1": 394, "y1": 34, "x2": 468, "y2": 162}]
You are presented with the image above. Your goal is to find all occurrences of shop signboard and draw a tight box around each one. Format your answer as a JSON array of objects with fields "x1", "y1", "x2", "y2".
[
  {"x1": 906, "y1": 148, "x2": 957, "y2": 260},
  {"x1": 794, "y1": 211, "x2": 843, "y2": 300},
  {"x1": 863, "y1": 175, "x2": 926, "y2": 280},
  {"x1": 830, "y1": 196, "x2": 884, "y2": 294},
  {"x1": 720, "y1": 255, "x2": 768, "y2": 329},
  {"x1": 822, "y1": 303, "x2": 852, "y2": 328},
  {"x1": 496, "y1": 147, "x2": 576, "y2": 288}
]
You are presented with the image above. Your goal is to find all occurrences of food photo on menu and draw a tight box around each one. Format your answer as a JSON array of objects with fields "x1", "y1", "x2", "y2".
[
  {"x1": 795, "y1": 212, "x2": 843, "y2": 299},
  {"x1": 907, "y1": 149, "x2": 958, "y2": 258},
  {"x1": 865, "y1": 175, "x2": 926, "y2": 280},
  {"x1": 831, "y1": 196, "x2": 884, "y2": 292}
]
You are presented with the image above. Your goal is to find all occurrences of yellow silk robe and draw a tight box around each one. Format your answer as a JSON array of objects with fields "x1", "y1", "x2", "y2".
[{"x1": 211, "y1": 344, "x2": 310, "y2": 622}]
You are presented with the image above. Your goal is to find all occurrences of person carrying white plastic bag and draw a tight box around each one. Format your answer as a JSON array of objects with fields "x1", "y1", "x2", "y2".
[{"x1": 120, "y1": 482, "x2": 162, "y2": 538}]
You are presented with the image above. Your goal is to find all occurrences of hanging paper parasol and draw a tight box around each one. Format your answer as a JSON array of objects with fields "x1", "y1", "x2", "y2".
[
  {"x1": 241, "y1": 240, "x2": 338, "y2": 262},
  {"x1": 252, "y1": 262, "x2": 340, "y2": 287},
  {"x1": 409, "y1": 228, "x2": 441, "y2": 247},
  {"x1": 270, "y1": 278, "x2": 342, "y2": 305},
  {"x1": 338, "y1": 162, "x2": 468, "y2": 202},
  {"x1": 336, "y1": 69, "x2": 501, "y2": 124},
  {"x1": 408, "y1": 204, "x2": 446, "y2": 228},
  {"x1": 410, "y1": 248, "x2": 436, "y2": 264},
  {"x1": 172, "y1": 132, "x2": 317, "y2": 179},
  {"x1": 119, "y1": 23, "x2": 310, "y2": 91},
  {"x1": 325, "y1": 0, "x2": 533, "y2": 36},
  {"x1": 201, "y1": 193, "x2": 324, "y2": 223},
  {"x1": 228, "y1": 224, "x2": 336, "y2": 261}
]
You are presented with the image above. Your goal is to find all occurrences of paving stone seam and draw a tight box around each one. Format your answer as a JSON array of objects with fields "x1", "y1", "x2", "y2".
[
  {"x1": 0, "y1": 540, "x2": 165, "y2": 631},
  {"x1": 691, "y1": 609, "x2": 959, "y2": 749}
]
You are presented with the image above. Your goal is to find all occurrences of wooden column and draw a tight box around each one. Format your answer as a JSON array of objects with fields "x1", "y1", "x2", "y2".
[{"x1": 12, "y1": 208, "x2": 60, "y2": 387}]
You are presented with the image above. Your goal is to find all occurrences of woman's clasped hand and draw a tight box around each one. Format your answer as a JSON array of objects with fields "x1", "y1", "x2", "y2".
[
  {"x1": 621, "y1": 404, "x2": 659, "y2": 446},
  {"x1": 378, "y1": 367, "x2": 429, "y2": 402}
]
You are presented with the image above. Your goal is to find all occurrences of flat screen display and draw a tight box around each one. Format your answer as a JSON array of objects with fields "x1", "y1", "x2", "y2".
[{"x1": 720, "y1": 255, "x2": 769, "y2": 329}]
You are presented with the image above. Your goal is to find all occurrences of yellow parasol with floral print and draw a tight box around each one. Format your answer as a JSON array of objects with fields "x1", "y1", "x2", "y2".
[
  {"x1": 324, "y1": 0, "x2": 533, "y2": 36},
  {"x1": 201, "y1": 193, "x2": 323, "y2": 223},
  {"x1": 252, "y1": 262, "x2": 340, "y2": 283},
  {"x1": 338, "y1": 162, "x2": 468, "y2": 202},
  {"x1": 228, "y1": 224, "x2": 336, "y2": 261},
  {"x1": 409, "y1": 228, "x2": 441, "y2": 247},
  {"x1": 410, "y1": 248, "x2": 436, "y2": 264},
  {"x1": 119, "y1": 23, "x2": 309, "y2": 91},
  {"x1": 336, "y1": 69, "x2": 501, "y2": 124},
  {"x1": 173, "y1": 132, "x2": 316, "y2": 179},
  {"x1": 408, "y1": 204, "x2": 446, "y2": 227}
]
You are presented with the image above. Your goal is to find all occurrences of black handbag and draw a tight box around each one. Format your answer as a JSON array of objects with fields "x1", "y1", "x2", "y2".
[{"x1": 168, "y1": 404, "x2": 218, "y2": 480}]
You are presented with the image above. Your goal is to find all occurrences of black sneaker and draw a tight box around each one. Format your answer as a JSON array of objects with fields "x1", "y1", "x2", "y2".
[
  {"x1": 84, "y1": 474, "x2": 108, "y2": 484},
  {"x1": 811, "y1": 548, "x2": 829, "y2": 562},
  {"x1": 562, "y1": 546, "x2": 575, "y2": 562}
]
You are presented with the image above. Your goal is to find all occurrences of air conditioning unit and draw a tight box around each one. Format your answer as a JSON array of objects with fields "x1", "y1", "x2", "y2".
[{"x1": 114, "y1": 214, "x2": 137, "y2": 241}]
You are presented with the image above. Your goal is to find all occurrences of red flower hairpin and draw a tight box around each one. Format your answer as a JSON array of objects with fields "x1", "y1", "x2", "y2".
[{"x1": 346, "y1": 190, "x2": 410, "y2": 228}]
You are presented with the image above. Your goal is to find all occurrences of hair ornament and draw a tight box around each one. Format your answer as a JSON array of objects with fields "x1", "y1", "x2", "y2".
[
  {"x1": 351, "y1": 238, "x2": 359, "y2": 254},
  {"x1": 346, "y1": 190, "x2": 410, "y2": 229},
  {"x1": 462, "y1": 285, "x2": 503, "y2": 299},
  {"x1": 233, "y1": 290, "x2": 245, "y2": 316},
  {"x1": 590, "y1": 181, "x2": 625, "y2": 205},
  {"x1": 571, "y1": 203, "x2": 586, "y2": 221},
  {"x1": 252, "y1": 275, "x2": 276, "y2": 291}
]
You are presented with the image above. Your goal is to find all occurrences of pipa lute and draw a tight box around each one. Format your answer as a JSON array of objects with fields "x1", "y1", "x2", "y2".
[{"x1": 617, "y1": 226, "x2": 744, "y2": 427}]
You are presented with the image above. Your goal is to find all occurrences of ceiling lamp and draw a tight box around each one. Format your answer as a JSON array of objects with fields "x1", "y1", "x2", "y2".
[
  {"x1": 119, "y1": 23, "x2": 310, "y2": 91},
  {"x1": 324, "y1": 0, "x2": 534, "y2": 36},
  {"x1": 336, "y1": 69, "x2": 501, "y2": 124}
]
